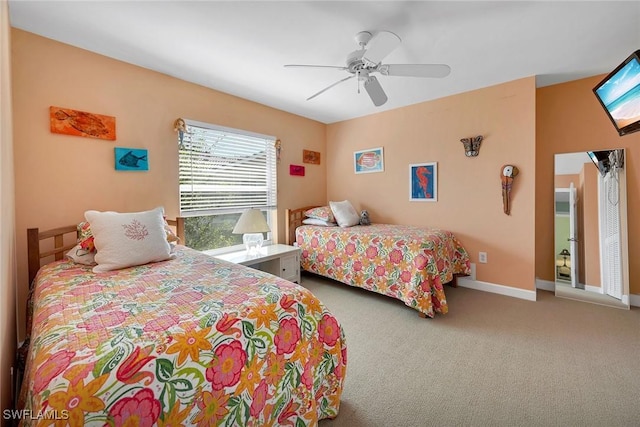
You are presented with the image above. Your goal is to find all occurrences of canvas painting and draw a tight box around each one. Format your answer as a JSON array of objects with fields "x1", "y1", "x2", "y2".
[
  {"x1": 303, "y1": 149, "x2": 321, "y2": 165},
  {"x1": 50, "y1": 106, "x2": 116, "y2": 140},
  {"x1": 409, "y1": 162, "x2": 437, "y2": 201},
  {"x1": 354, "y1": 147, "x2": 384, "y2": 174},
  {"x1": 290, "y1": 164, "x2": 305, "y2": 176},
  {"x1": 115, "y1": 147, "x2": 148, "y2": 171}
]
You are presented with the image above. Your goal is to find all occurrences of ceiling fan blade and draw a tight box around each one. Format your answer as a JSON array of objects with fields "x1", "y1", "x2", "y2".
[
  {"x1": 378, "y1": 64, "x2": 451, "y2": 78},
  {"x1": 285, "y1": 64, "x2": 347, "y2": 70},
  {"x1": 307, "y1": 75, "x2": 355, "y2": 101},
  {"x1": 362, "y1": 31, "x2": 401, "y2": 65},
  {"x1": 364, "y1": 76, "x2": 388, "y2": 106}
]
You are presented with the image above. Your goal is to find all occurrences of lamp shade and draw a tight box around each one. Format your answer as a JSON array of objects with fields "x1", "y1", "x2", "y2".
[
  {"x1": 559, "y1": 249, "x2": 570, "y2": 257},
  {"x1": 232, "y1": 208, "x2": 271, "y2": 234}
]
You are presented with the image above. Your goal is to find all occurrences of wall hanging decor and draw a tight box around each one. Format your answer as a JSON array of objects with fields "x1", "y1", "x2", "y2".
[
  {"x1": 354, "y1": 147, "x2": 384, "y2": 174},
  {"x1": 289, "y1": 164, "x2": 305, "y2": 176},
  {"x1": 501, "y1": 164, "x2": 519, "y2": 215},
  {"x1": 50, "y1": 106, "x2": 116, "y2": 140},
  {"x1": 303, "y1": 149, "x2": 321, "y2": 164},
  {"x1": 409, "y1": 162, "x2": 437, "y2": 202},
  {"x1": 173, "y1": 118, "x2": 189, "y2": 148},
  {"x1": 460, "y1": 135, "x2": 483, "y2": 157},
  {"x1": 275, "y1": 139, "x2": 282, "y2": 162},
  {"x1": 115, "y1": 147, "x2": 148, "y2": 171}
]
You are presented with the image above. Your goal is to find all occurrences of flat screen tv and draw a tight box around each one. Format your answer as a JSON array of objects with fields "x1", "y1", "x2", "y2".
[{"x1": 593, "y1": 50, "x2": 640, "y2": 136}]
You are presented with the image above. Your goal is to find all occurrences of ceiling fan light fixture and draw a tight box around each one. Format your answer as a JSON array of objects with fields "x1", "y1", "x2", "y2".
[{"x1": 285, "y1": 29, "x2": 450, "y2": 106}]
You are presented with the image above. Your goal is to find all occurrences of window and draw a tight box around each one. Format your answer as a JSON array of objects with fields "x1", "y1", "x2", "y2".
[{"x1": 179, "y1": 120, "x2": 277, "y2": 252}]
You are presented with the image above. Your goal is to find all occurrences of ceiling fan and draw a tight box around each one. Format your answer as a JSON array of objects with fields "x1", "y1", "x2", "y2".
[{"x1": 285, "y1": 30, "x2": 451, "y2": 107}]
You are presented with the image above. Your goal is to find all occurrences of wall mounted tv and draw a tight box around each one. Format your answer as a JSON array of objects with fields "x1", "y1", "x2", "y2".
[{"x1": 593, "y1": 49, "x2": 640, "y2": 136}]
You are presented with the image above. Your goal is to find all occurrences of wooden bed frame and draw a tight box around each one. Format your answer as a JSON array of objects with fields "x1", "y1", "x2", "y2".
[
  {"x1": 27, "y1": 218, "x2": 185, "y2": 285},
  {"x1": 285, "y1": 206, "x2": 319, "y2": 246}
]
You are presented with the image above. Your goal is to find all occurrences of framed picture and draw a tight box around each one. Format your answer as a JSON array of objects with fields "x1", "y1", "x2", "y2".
[
  {"x1": 354, "y1": 147, "x2": 384, "y2": 174},
  {"x1": 115, "y1": 147, "x2": 148, "y2": 171},
  {"x1": 409, "y1": 162, "x2": 437, "y2": 201},
  {"x1": 303, "y1": 149, "x2": 321, "y2": 165}
]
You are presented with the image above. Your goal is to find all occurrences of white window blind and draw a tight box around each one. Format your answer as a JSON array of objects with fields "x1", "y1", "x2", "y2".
[{"x1": 179, "y1": 121, "x2": 277, "y2": 216}]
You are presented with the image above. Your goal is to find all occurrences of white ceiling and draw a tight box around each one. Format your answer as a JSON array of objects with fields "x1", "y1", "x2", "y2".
[{"x1": 8, "y1": 1, "x2": 640, "y2": 124}]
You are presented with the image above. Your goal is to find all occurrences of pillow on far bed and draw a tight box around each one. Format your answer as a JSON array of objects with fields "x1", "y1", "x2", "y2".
[
  {"x1": 302, "y1": 218, "x2": 337, "y2": 226},
  {"x1": 85, "y1": 207, "x2": 175, "y2": 273},
  {"x1": 329, "y1": 200, "x2": 360, "y2": 228},
  {"x1": 304, "y1": 206, "x2": 335, "y2": 223}
]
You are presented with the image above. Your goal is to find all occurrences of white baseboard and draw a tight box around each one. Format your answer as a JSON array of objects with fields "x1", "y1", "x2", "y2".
[
  {"x1": 535, "y1": 279, "x2": 640, "y2": 308},
  {"x1": 535, "y1": 278, "x2": 555, "y2": 292},
  {"x1": 457, "y1": 277, "x2": 537, "y2": 301}
]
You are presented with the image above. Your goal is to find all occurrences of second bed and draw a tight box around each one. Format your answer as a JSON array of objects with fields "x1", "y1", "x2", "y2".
[{"x1": 286, "y1": 206, "x2": 471, "y2": 318}]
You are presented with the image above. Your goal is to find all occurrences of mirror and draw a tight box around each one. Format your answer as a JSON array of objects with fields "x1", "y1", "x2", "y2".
[{"x1": 554, "y1": 149, "x2": 630, "y2": 309}]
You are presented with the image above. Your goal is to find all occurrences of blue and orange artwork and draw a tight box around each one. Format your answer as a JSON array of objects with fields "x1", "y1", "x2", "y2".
[
  {"x1": 354, "y1": 147, "x2": 384, "y2": 174},
  {"x1": 115, "y1": 147, "x2": 148, "y2": 171},
  {"x1": 410, "y1": 162, "x2": 437, "y2": 201}
]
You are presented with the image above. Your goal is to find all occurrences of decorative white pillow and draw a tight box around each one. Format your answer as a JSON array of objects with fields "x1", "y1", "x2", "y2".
[
  {"x1": 329, "y1": 200, "x2": 360, "y2": 228},
  {"x1": 85, "y1": 207, "x2": 175, "y2": 273},
  {"x1": 302, "y1": 218, "x2": 337, "y2": 227}
]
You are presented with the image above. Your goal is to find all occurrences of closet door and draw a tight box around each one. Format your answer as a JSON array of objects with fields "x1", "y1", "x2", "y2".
[{"x1": 600, "y1": 173, "x2": 622, "y2": 300}]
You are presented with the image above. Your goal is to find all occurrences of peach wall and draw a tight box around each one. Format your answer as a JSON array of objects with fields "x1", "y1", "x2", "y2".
[
  {"x1": 536, "y1": 75, "x2": 640, "y2": 295},
  {"x1": 326, "y1": 77, "x2": 537, "y2": 291},
  {"x1": 1, "y1": 0, "x2": 17, "y2": 413},
  {"x1": 11, "y1": 29, "x2": 328, "y2": 339},
  {"x1": 554, "y1": 174, "x2": 579, "y2": 188}
]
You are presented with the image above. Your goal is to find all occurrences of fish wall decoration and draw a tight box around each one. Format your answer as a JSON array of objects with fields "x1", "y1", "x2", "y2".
[
  {"x1": 115, "y1": 147, "x2": 148, "y2": 171},
  {"x1": 354, "y1": 147, "x2": 384, "y2": 174},
  {"x1": 50, "y1": 106, "x2": 116, "y2": 140}
]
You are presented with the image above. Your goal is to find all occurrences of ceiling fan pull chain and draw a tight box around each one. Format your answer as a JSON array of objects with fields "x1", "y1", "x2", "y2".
[{"x1": 357, "y1": 70, "x2": 361, "y2": 94}]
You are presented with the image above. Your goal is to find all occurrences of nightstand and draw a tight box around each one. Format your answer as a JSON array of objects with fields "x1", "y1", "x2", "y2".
[{"x1": 211, "y1": 244, "x2": 301, "y2": 283}]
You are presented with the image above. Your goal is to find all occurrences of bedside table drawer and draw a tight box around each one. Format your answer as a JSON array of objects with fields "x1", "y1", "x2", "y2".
[{"x1": 281, "y1": 253, "x2": 300, "y2": 283}]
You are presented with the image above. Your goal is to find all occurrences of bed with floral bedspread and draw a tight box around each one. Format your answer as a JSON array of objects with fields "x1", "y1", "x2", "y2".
[
  {"x1": 19, "y1": 245, "x2": 346, "y2": 426},
  {"x1": 296, "y1": 223, "x2": 471, "y2": 317}
]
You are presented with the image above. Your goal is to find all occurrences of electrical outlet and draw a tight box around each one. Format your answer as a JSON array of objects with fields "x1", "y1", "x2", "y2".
[{"x1": 479, "y1": 252, "x2": 487, "y2": 263}]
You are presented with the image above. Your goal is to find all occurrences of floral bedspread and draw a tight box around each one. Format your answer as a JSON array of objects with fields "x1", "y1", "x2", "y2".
[
  {"x1": 20, "y1": 246, "x2": 346, "y2": 426},
  {"x1": 296, "y1": 224, "x2": 471, "y2": 317}
]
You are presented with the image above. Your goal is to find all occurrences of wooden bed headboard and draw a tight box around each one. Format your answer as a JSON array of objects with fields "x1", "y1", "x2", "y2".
[
  {"x1": 27, "y1": 217, "x2": 185, "y2": 285},
  {"x1": 284, "y1": 206, "x2": 319, "y2": 246}
]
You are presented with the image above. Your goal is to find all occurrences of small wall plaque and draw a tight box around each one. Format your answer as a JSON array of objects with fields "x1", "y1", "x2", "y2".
[
  {"x1": 290, "y1": 164, "x2": 305, "y2": 176},
  {"x1": 303, "y1": 149, "x2": 321, "y2": 164}
]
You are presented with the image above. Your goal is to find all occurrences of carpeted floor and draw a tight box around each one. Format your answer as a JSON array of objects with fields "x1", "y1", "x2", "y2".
[{"x1": 300, "y1": 273, "x2": 640, "y2": 427}]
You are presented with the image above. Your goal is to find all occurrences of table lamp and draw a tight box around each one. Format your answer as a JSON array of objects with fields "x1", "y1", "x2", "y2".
[{"x1": 232, "y1": 208, "x2": 270, "y2": 255}]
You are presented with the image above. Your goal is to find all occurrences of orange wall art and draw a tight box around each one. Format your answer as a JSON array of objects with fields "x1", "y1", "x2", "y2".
[{"x1": 49, "y1": 106, "x2": 116, "y2": 140}]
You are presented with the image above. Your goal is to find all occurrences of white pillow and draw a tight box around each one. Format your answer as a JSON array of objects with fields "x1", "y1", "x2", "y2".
[
  {"x1": 329, "y1": 200, "x2": 360, "y2": 228},
  {"x1": 85, "y1": 207, "x2": 175, "y2": 273},
  {"x1": 302, "y1": 218, "x2": 337, "y2": 227}
]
